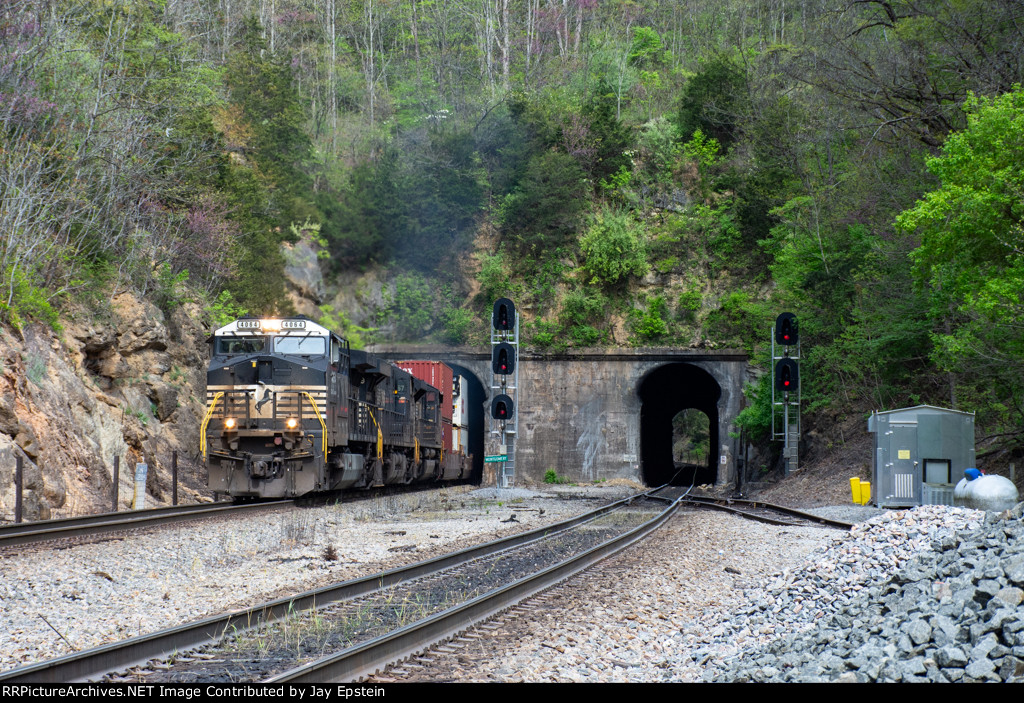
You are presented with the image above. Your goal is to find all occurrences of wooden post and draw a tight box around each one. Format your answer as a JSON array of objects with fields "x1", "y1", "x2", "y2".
[
  {"x1": 15, "y1": 454, "x2": 23, "y2": 524},
  {"x1": 112, "y1": 456, "x2": 120, "y2": 512},
  {"x1": 172, "y1": 451, "x2": 178, "y2": 506}
]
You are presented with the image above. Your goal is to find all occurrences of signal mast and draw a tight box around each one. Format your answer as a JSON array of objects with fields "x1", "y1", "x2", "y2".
[
  {"x1": 490, "y1": 298, "x2": 518, "y2": 488},
  {"x1": 772, "y1": 312, "x2": 800, "y2": 475}
]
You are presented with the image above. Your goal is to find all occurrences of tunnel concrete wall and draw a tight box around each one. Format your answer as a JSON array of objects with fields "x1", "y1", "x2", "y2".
[{"x1": 373, "y1": 346, "x2": 748, "y2": 487}]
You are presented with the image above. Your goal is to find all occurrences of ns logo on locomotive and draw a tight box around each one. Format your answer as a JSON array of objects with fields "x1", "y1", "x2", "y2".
[{"x1": 202, "y1": 316, "x2": 470, "y2": 499}]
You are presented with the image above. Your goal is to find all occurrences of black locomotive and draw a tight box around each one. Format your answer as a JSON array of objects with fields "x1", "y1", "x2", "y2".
[{"x1": 203, "y1": 316, "x2": 469, "y2": 498}]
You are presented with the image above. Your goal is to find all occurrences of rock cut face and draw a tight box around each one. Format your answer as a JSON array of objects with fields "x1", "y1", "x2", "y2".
[{"x1": 0, "y1": 291, "x2": 211, "y2": 521}]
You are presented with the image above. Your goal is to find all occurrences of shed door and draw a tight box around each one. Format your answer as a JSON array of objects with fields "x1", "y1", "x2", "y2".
[{"x1": 891, "y1": 423, "x2": 919, "y2": 503}]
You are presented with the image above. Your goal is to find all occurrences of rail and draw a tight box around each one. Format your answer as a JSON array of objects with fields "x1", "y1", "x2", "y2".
[
  {"x1": 680, "y1": 495, "x2": 854, "y2": 530},
  {"x1": 0, "y1": 500, "x2": 291, "y2": 549},
  {"x1": 271, "y1": 491, "x2": 680, "y2": 682},
  {"x1": 0, "y1": 488, "x2": 672, "y2": 683}
]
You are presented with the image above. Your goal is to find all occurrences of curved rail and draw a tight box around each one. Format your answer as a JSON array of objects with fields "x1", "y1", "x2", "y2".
[
  {"x1": 0, "y1": 488, "x2": 670, "y2": 683},
  {"x1": 680, "y1": 495, "x2": 854, "y2": 530},
  {"x1": 0, "y1": 500, "x2": 291, "y2": 549}
]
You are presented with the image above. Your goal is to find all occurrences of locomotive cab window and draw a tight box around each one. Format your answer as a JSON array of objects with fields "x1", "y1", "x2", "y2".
[
  {"x1": 216, "y1": 337, "x2": 266, "y2": 355},
  {"x1": 423, "y1": 391, "x2": 437, "y2": 420},
  {"x1": 274, "y1": 336, "x2": 325, "y2": 357},
  {"x1": 396, "y1": 380, "x2": 408, "y2": 414}
]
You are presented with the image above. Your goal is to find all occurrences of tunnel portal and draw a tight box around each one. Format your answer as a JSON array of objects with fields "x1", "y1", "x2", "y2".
[
  {"x1": 639, "y1": 363, "x2": 722, "y2": 487},
  {"x1": 376, "y1": 346, "x2": 746, "y2": 487}
]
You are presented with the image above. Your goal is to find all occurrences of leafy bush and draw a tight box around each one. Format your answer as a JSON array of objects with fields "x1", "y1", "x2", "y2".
[
  {"x1": 559, "y1": 289, "x2": 608, "y2": 348},
  {"x1": 579, "y1": 208, "x2": 649, "y2": 286},
  {"x1": 637, "y1": 117, "x2": 681, "y2": 185},
  {"x1": 704, "y1": 291, "x2": 766, "y2": 352},
  {"x1": 632, "y1": 295, "x2": 669, "y2": 342},
  {"x1": 529, "y1": 319, "x2": 567, "y2": 353},
  {"x1": 154, "y1": 264, "x2": 191, "y2": 314},
  {"x1": 569, "y1": 324, "x2": 603, "y2": 346},
  {"x1": 205, "y1": 290, "x2": 248, "y2": 329},
  {"x1": 561, "y1": 289, "x2": 606, "y2": 326},
  {"x1": 0, "y1": 266, "x2": 62, "y2": 332},
  {"x1": 678, "y1": 289, "x2": 702, "y2": 311},
  {"x1": 379, "y1": 273, "x2": 434, "y2": 340},
  {"x1": 734, "y1": 372, "x2": 774, "y2": 443},
  {"x1": 677, "y1": 289, "x2": 703, "y2": 322},
  {"x1": 318, "y1": 304, "x2": 374, "y2": 349},
  {"x1": 682, "y1": 129, "x2": 721, "y2": 171},
  {"x1": 544, "y1": 469, "x2": 571, "y2": 484},
  {"x1": 654, "y1": 256, "x2": 679, "y2": 274},
  {"x1": 476, "y1": 252, "x2": 515, "y2": 306},
  {"x1": 441, "y1": 306, "x2": 475, "y2": 344},
  {"x1": 686, "y1": 203, "x2": 742, "y2": 274}
]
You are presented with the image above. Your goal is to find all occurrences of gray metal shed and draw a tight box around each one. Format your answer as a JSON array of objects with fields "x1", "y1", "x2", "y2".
[{"x1": 867, "y1": 405, "x2": 975, "y2": 508}]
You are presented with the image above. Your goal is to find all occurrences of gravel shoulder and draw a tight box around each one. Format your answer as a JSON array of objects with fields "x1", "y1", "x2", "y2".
[
  {"x1": 9, "y1": 482, "x2": 1006, "y2": 684},
  {"x1": 0, "y1": 485, "x2": 619, "y2": 672},
  {"x1": 389, "y1": 507, "x2": 835, "y2": 682}
]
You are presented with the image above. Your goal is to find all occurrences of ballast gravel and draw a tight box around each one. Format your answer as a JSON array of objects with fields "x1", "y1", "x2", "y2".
[
  {"x1": 386, "y1": 501, "x2": 1023, "y2": 683},
  {"x1": 699, "y1": 503, "x2": 1024, "y2": 682},
  {"x1": 4, "y1": 485, "x2": 1022, "y2": 684},
  {"x1": 0, "y1": 486, "x2": 595, "y2": 672}
]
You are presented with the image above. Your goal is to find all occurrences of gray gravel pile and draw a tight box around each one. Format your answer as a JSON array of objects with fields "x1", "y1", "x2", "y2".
[{"x1": 690, "y1": 503, "x2": 1024, "y2": 682}]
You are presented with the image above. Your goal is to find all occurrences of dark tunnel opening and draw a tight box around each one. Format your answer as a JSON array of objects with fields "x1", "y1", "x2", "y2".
[
  {"x1": 638, "y1": 363, "x2": 721, "y2": 487},
  {"x1": 447, "y1": 363, "x2": 486, "y2": 484}
]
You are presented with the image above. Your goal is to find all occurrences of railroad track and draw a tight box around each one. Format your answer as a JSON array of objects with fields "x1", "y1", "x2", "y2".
[
  {"x1": 0, "y1": 501, "x2": 293, "y2": 549},
  {"x1": 371, "y1": 491, "x2": 852, "y2": 683},
  {"x1": 0, "y1": 487, "x2": 679, "y2": 683},
  {"x1": 678, "y1": 494, "x2": 854, "y2": 530}
]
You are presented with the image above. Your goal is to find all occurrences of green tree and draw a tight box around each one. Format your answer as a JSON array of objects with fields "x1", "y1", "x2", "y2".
[
  {"x1": 323, "y1": 150, "x2": 404, "y2": 267},
  {"x1": 226, "y1": 17, "x2": 314, "y2": 226},
  {"x1": 560, "y1": 289, "x2": 608, "y2": 347},
  {"x1": 500, "y1": 151, "x2": 589, "y2": 254},
  {"x1": 395, "y1": 127, "x2": 485, "y2": 270},
  {"x1": 897, "y1": 87, "x2": 1024, "y2": 437},
  {"x1": 676, "y1": 56, "x2": 747, "y2": 148},
  {"x1": 220, "y1": 17, "x2": 318, "y2": 313},
  {"x1": 581, "y1": 80, "x2": 634, "y2": 182}
]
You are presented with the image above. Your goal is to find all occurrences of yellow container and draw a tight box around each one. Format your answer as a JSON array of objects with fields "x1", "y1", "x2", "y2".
[
  {"x1": 850, "y1": 477, "x2": 861, "y2": 504},
  {"x1": 859, "y1": 481, "x2": 871, "y2": 506}
]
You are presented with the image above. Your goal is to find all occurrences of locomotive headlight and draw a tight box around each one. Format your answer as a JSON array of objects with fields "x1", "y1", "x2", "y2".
[
  {"x1": 224, "y1": 417, "x2": 237, "y2": 430},
  {"x1": 285, "y1": 417, "x2": 299, "y2": 430}
]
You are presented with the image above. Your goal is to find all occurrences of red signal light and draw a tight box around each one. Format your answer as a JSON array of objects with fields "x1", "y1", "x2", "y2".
[{"x1": 775, "y1": 358, "x2": 799, "y2": 393}]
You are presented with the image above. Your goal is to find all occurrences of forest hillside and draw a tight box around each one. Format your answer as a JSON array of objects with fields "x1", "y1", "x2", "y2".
[{"x1": 2, "y1": 0, "x2": 1024, "y2": 492}]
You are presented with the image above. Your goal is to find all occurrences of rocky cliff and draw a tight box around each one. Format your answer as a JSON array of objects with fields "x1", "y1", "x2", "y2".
[{"x1": 0, "y1": 294, "x2": 211, "y2": 521}]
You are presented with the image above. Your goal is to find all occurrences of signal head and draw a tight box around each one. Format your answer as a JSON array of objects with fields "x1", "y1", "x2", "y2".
[
  {"x1": 774, "y1": 358, "x2": 799, "y2": 393},
  {"x1": 492, "y1": 343, "x2": 516, "y2": 375},
  {"x1": 492, "y1": 298, "x2": 516, "y2": 331},
  {"x1": 775, "y1": 312, "x2": 798, "y2": 346},
  {"x1": 491, "y1": 394, "x2": 514, "y2": 420}
]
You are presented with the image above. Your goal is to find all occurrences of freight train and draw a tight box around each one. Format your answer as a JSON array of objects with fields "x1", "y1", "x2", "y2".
[{"x1": 202, "y1": 316, "x2": 470, "y2": 499}]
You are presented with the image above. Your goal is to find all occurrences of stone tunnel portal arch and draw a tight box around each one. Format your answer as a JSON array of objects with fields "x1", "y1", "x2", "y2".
[{"x1": 638, "y1": 363, "x2": 722, "y2": 487}]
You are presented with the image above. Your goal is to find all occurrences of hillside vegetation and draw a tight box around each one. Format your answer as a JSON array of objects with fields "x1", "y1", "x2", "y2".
[{"x1": 2, "y1": 0, "x2": 1024, "y2": 462}]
